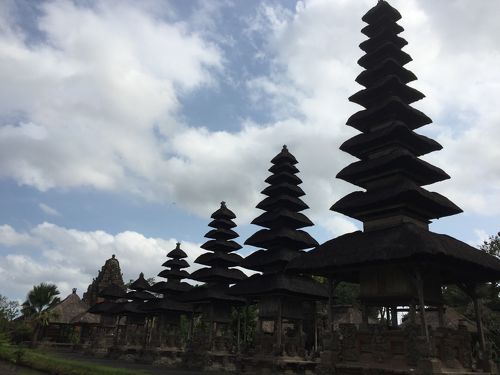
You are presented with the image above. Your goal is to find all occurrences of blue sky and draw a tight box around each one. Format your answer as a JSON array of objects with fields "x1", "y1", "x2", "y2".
[{"x1": 1, "y1": 0, "x2": 499, "y2": 301}]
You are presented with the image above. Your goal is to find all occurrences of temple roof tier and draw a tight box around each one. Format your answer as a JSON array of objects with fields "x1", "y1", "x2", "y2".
[
  {"x1": 256, "y1": 194, "x2": 309, "y2": 212},
  {"x1": 204, "y1": 227, "x2": 239, "y2": 240},
  {"x1": 161, "y1": 258, "x2": 189, "y2": 269},
  {"x1": 261, "y1": 182, "x2": 305, "y2": 198},
  {"x1": 360, "y1": 31, "x2": 407, "y2": 53},
  {"x1": 195, "y1": 251, "x2": 244, "y2": 268},
  {"x1": 157, "y1": 268, "x2": 190, "y2": 280},
  {"x1": 349, "y1": 75, "x2": 425, "y2": 108},
  {"x1": 200, "y1": 239, "x2": 242, "y2": 252},
  {"x1": 358, "y1": 42, "x2": 412, "y2": 69},
  {"x1": 268, "y1": 162, "x2": 300, "y2": 175},
  {"x1": 265, "y1": 171, "x2": 303, "y2": 185},
  {"x1": 271, "y1": 145, "x2": 299, "y2": 165},
  {"x1": 229, "y1": 273, "x2": 327, "y2": 300},
  {"x1": 245, "y1": 227, "x2": 319, "y2": 250},
  {"x1": 251, "y1": 208, "x2": 314, "y2": 229},
  {"x1": 126, "y1": 290, "x2": 156, "y2": 301},
  {"x1": 356, "y1": 58, "x2": 417, "y2": 87},
  {"x1": 287, "y1": 223, "x2": 500, "y2": 284},
  {"x1": 208, "y1": 218, "x2": 237, "y2": 229},
  {"x1": 190, "y1": 267, "x2": 247, "y2": 284},
  {"x1": 210, "y1": 201, "x2": 236, "y2": 220},
  {"x1": 347, "y1": 96, "x2": 432, "y2": 132},
  {"x1": 340, "y1": 121, "x2": 442, "y2": 160},
  {"x1": 141, "y1": 298, "x2": 192, "y2": 314},
  {"x1": 331, "y1": 181, "x2": 462, "y2": 222},
  {"x1": 129, "y1": 273, "x2": 151, "y2": 291},
  {"x1": 336, "y1": 148, "x2": 450, "y2": 188},
  {"x1": 361, "y1": 0, "x2": 402, "y2": 24},
  {"x1": 167, "y1": 243, "x2": 188, "y2": 259},
  {"x1": 98, "y1": 283, "x2": 126, "y2": 300},
  {"x1": 241, "y1": 248, "x2": 303, "y2": 273},
  {"x1": 181, "y1": 285, "x2": 245, "y2": 304},
  {"x1": 149, "y1": 280, "x2": 192, "y2": 295},
  {"x1": 361, "y1": 18, "x2": 403, "y2": 38}
]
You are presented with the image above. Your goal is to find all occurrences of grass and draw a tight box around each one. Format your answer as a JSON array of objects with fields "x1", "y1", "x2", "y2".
[{"x1": 0, "y1": 338, "x2": 147, "y2": 375}]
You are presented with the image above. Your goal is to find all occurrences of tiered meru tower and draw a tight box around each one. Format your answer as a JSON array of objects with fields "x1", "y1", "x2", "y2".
[
  {"x1": 289, "y1": 1, "x2": 500, "y2": 373},
  {"x1": 231, "y1": 146, "x2": 326, "y2": 356},
  {"x1": 184, "y1": 202, "x2": 246, "y2": 351},
  {"x1": 145, "y1": 243, "x2": 193, "y2": 348}
]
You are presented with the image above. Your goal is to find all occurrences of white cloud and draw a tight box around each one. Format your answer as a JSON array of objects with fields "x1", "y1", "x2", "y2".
[
  {"x1": 0, "y1": 0, "x2": 499, "y2": 235},
  {"x1": 39, "y1": 203, "x2": 61, "y2": 217},
  {"x1": 0, "y1": 225, "x2": 35, "y2": 247},
  {"x1": 0, "y1": 222, "x2": 205, "y2": 301}
]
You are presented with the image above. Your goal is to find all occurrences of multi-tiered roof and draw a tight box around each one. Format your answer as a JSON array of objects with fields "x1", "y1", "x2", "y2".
[
  {"x1": 183, "y1": 202, "x2": 246, "y2": 305},
  {"x1": 144, "y1": 243, "x2": 192, "y2": 314},
  {"x1": 288, "y1": 0, "x2": 500, "y2": 284},
  {"x1": 332, "y1": 0, "x2": 460, "y2": 229},
  {"x1": 150, "y1": 243, "x2": 193, "y2": 296},
  {"x1": 231, "y1": 146, "x2": 326, "y2": 300}
]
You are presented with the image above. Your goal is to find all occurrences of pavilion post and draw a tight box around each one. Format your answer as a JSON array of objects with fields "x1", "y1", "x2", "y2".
[
  {"x1": 277, "y1": 297, "x2": 283, "y2": 353},
  {"x1": 391, "y1": 306, "x2": 398, "y2": 327},
  {"x1": 415, "y1": 269, "x2": 430, "y2": 345},
  {"x1": 237, "y1": 307, "x2": 241, "y2": 353},
  {"x1": 437, "y1": 305, "x2": 445, "y2": 327}
]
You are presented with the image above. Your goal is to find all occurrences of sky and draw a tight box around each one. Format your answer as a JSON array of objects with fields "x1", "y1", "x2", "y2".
[{"x1": 1, "y1": 0, "x2": 499, "y2": 302}]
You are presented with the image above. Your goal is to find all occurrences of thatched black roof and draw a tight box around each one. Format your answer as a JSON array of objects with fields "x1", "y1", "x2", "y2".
[
  {"x1": 230, "y1": 273, "x2": 327, "y2": 300},
  {"x1": 129, "y1": 273, "x2": 150, "y2": 291},
  {"x1": 167, "y1": 242, "x2": 188, "y2": 259},
  {"x1": 141, "y1": 298, "x2": 192, "y2": 314},
  {"x1": 191, "y1": 201, "x2": 247, "y2": 291},
  {"x1": 181, "y1": 285, "x2": 245, "y2": 305},
  {"x1": 241, "y1": 248, "x2": 302, "y2": 274},
  {"x1": 327, "y1": 0, "x2": 461, "y2": 227},
  {"x1": 287, "y1": 223, "x2": 500, "y2": 284},
  {"x1": 190, "y1": 267, "x2": 247, "y2": 284},
  {"x1": 98, "y1": 283, "x2": 126, "y2": 300},
  {"x1": 156, "y1": 242, "x2": 191, "y2": 292},
  {"x1": 149, "y1": 280, "x2": 192, "y2": 295},
  {"x1": 126, "y1": 290, "x2": 156, "y2": 301}
]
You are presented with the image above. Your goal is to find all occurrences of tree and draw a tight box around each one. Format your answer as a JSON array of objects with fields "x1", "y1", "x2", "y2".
[
  {"x1": 0, "y1": 294, "x2": 20, "y2": 333},
  {"x1": 23, "y1": 283, "x2": 60, "y2": 315},
  {"x1": 23, "y1": 283, "x2": 60, "y2": 344}
]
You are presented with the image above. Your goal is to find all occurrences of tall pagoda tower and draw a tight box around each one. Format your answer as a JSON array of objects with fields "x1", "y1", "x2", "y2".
[
  {"x1": 145, "y1": 243, "x2": 193, "y2": 348},
  {"x1": 231, "y1": 146, "x2": 327, "y2": 357},
  {"x1": 289, "y1": 1, "x2": 500, "y2": 373},
  {"x1": 183, "y1": 202, "x2": 247, "y2": 352}
]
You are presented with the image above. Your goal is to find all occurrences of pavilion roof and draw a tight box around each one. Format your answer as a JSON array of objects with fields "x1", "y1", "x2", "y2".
[
  {"x1": 229, "y1": 273, "x2": 327, "y2": 300},
  {"x1": 287, "y1": 223, "x2": 500, "y2": 284},
  {"x1": 129, "y1": 273, "x2": 150, "y2": 291}
]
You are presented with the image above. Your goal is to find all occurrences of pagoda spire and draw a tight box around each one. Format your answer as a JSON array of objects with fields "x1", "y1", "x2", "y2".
[
  {"x1": 333, "y1": 0, "x2": 461, "y2": 231},
  {"x1": 241, "y1": 145, "x2": 318, "y2": 273},
  {"x1": 149, "y1": 242, "x2": 193, "y2": 296},
  {"x1": 189, "y1": 202, "x2": 247, "y2": 286}
]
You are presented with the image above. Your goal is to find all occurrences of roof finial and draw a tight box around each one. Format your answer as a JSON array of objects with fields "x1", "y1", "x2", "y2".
[
  {"x1": 221, "y1": 201, "x2": 226, "y2": 207},
  {"x1": 282, "y1": 145, "x2": 288, "y2": 151},
  {"x1": 176, "y1": 242, "x2": 181, "y2": 248},
  {"x1": 72, "y1": 288, "x2": 77, "y2": 294},
  {"x1": 139, "y1": 272, "x2": 144, "y2": 278},
  {"x1": 112, "y1": 254, "x2": 115, "y2": 259}
]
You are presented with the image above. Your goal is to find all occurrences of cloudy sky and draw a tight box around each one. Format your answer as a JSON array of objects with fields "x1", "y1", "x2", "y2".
[{"x1": 1, "y1": 0, "x2": 499, "y2": 302}]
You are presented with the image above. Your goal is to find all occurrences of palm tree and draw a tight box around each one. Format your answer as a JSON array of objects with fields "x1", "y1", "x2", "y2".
[
  {"x1": 24, "y1": 283, "x2": 60, "y2": 315},
  {"x1": 23, "y1": 283, "x2": 60, "y2": 344}
]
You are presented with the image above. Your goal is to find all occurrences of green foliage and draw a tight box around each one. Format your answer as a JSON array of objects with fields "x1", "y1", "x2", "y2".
[
  {"x1": 231, "y1": 305, "x2": 257, "y2": 347},
  {"x1": 335, "y1": 282, "x2": 360, "y2": 306},
  {"x1": 0, "y1": 294, "x2": 20, "y2": 334},
  {"x1": 23, "y1": 282, "x2": 60, "y2": 315},
  {"x1": 0, "y1": 340, "x2": 148, "y2": 374}
]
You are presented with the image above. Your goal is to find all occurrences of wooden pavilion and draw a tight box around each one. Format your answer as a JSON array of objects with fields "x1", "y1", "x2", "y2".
[
  {"x1": 182, "y1": 202, "x2": 247, "y2": 359},
  {"x1": 230, "y1": 145, "x2": 327, "y2": 369},
  {"x1": 288, "y1": 1, "x2": 500, "y2": 374}
]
